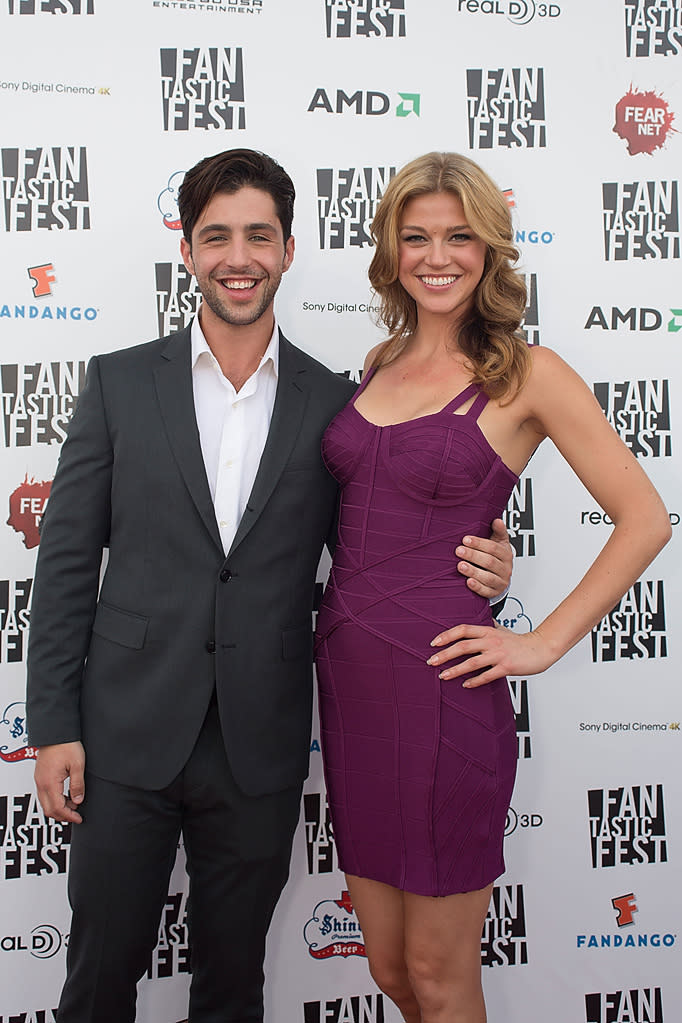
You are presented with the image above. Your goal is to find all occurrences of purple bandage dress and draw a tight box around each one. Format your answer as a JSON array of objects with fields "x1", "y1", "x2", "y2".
[{"x1": 314, "y1": 371, "x2": 519, "y2": 896}]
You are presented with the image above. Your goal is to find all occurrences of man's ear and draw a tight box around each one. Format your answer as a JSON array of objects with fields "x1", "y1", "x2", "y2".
[
  {"x1": 283, "y1": 235, "x2": 295, "y2": 273},
  {"x1": 180, "y1": 237, "x2": 194, "y2": 275}
]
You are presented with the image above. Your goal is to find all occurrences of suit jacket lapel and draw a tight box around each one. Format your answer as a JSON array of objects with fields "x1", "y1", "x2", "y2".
[
  {"x1": 228, "y1": 331, "x2": 310, "y2": 556},
  {"x1": 153, "y1": 327, "x2": 223, "y2": 553}
]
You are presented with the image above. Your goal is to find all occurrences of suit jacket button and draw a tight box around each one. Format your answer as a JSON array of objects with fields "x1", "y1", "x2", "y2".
[
  {"x1": 206, "y1": 640, "x2": 216, "y2": 654},
  {"x1": 219, "y1": 568, "x2": 232, "y2": 583}
]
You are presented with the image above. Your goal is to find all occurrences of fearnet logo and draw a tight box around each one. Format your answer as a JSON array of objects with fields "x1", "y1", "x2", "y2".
[
  {"x1": 585, "y1": 987, "x2": 663, "y2": 1023},
  {"x1": 324, "y1": 0, "x2": 406, "y2": 38},
  {"x1": 1, "y1": 147, "x2": 90, "y2": 231},
  {"x1": 593, "y1": 379, "x2": 672, "y2": 457},
  {"x1": 625, "y1": 0, "x2": 682, "y2": 56},
  {"x1": 0, "y1": 579, "x2": 31, "y2": 663},
  {"x1": 155, "y1": 262, "x2": 200, "y2": 335},
  {"x1": 466, "y1": 68, "x2": 547, "y2": 148},
  {"x1": 592, "y1": 580, "x2": 667, "y2": 661},
  {"x1": 520, "y1": 272, "x2": 540, "y2": 345},
  {"x1": 8, "y1": 0, "x2": 93, "y2": 11},
  {"x1": 602, "y1": 180, "x2": 680, "y2": 260},
  {"x1": 503, "y1": 478, "x2": 535, "y2": 557},
  {"x1": 0, "y1": 792, "x2": 70, "y2": 879},
  {"x1": 7, "y1": 475, "x2": 51, "y2": 549},
  {"x1": 588, "y1": 783, "x2": 667, "y2": 867},
  {"x1": 613, "y1": 87, "x2": 676, "y2": 156},
  {"x1": 146, "y1": 891, "x2": 190, "y2": 979},
  {"x1": 303, "y1": 792, "x2": 337, "y2": 875},
  {"x1": 160, "y1": 47, "x2": 246, "y2": 130},
  {"x1": 1, "y1": 361, "x2": 86, "y2": 448},
  {"x1": 508, "y1": 679, "x2": 532, "y2": 758},
  {"x1": 304, "y1": 994, "x2": 385, "y2": 1023},
  {"x1": 481, "y1": 883, "x2": 527, "y2": 967},
  {"x1": 317, "y1": 166, "x2": 395, "y2": 248}
]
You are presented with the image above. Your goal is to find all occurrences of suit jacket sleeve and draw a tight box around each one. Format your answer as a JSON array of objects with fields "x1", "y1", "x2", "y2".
[{"x1": 27, "y1": 355, "x2": 113, "y2": 747}]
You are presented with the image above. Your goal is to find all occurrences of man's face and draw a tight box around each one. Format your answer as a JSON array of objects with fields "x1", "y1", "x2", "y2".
[{"x1": 180, "y1": 186, "x2": 294, "y2": 330}]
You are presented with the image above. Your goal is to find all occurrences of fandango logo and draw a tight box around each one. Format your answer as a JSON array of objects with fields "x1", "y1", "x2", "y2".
[
  {"x1": 0, "y1": 304, "x2": 97, "y2": 320},
  {"x1": 577, "y1": 932, "x2": 675, "y2": 949},
  {"x1": 515, "y1": 228, "x2": 553, "y2": 244}
]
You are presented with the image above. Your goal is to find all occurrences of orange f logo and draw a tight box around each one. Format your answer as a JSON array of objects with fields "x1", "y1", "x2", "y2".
[
  {"x1": 27, "y1": 263, "x2": 56, "y2": 297},
  {"x1": 612, "y1": 893, "x2": 637, "y2": 927}
]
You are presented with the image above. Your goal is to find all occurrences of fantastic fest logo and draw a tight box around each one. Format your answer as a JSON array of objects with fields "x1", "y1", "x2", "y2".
[
  {"x1": 7, "y1": 475, "x2": 51, "y2": 549},
  {"x1": 324, "y1": 0, "x2": 406, "y2": 38},
  {"x1": 466, "y1": 68, "x2": 547, "y2": 149},
  {"x1": 588, "y1": 783, "x2": 667, "y2": 868},
  {"x1": 8, "y1": 0, "x2": 93, "y2": 11},
  {"x1": 304, "y1": 994, "x2": 385, "y2": 1023},
  {"x1": 317, "y1": 166, "x2": 395, "y2": 248},
  {"x1": 602, "y1": 180, "x2": 680, "y2": 260},
  {"x1": 481, "y1": 883, "x2": 528, "y2": 967},
  {"x1": 0, "y1": 147, "x2": 90, "y2": 232},
  {"x1": 520, "y1": 272, "x2": 540, "y2": 346},
  {"x1": 508, "y1": 679, "x2": 532, "y2": 759},
  {"x1": 613, "y1": 87, "x2": 676, "y2": 156},
  {"x1": 503, "y1": 477, "x2": 535, "y2": 557},
  {"x1": 625, "y1": 0, "x2": 682, "y2": 57},
  {"x1": 304, "y1": 890, "x2": 366, "y2": 960},
  {"x1": 591, "y1": 581, "x2": 667, "y2": 662},
  {"x1": 0, "y1": 702, "x2": 37, "y2": 764},
  {"x1": 0, "y1": 579, "x2": 31, "y2": 663},
  {"x1": 303, "y1": 792, "x2": 337, "y2": 875},
  {"x1": 585, "y1": 986, "x2": 664, "y2": 1023},
  {"x1": 0, "y1": 792, "x2": 70, "y2": 880},
  {"x1": 0, "y1": 1011, "x2": 57, "y2": 1023},
  {"x1": 593, "y1": 378, "x2": 672, "y2": 458},
  {"x1": 160, "y1": 47, "x2": 246, "y2": 131},
  {"x1": 155, "y1": 262, "x2": 200, "y2": 335},
  {"x1": 146, "y1": 891, "x2": 190, "y2": 979},
  {"x1": 1, "y1": 360, "x2": 86, "y2": 448}
]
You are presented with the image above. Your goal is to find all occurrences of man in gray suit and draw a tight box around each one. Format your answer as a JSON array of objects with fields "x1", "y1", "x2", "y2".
[{"x1": 27, "y1": 150, "x2": 512, "y2": 1023}]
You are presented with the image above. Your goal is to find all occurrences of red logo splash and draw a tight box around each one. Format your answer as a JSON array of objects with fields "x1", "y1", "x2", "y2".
[
  {"x1": 613, "y1": 87, "x2": 676, "y2": 156},
  {"x1": 6, "y1": 475, "x2": 52, "y2": 549}
]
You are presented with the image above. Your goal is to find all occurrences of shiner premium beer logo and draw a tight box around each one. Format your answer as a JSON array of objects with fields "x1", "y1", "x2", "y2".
[
  {"x1": 160, "y1": 47, "x2": 246, "y2": 130},
  {"x1": 8, "y1": 0, "x2": 93, "y2": 11},
  {"x1": 317, "y1": 166, "x2": 395, "y2": 248},
  {"x1": 0, "y1": 579, "x2": 31, "y2": 663},
  {"x1": 591, "y1": 581, "x2": 667, "y2": 661},
  {"x1": 304, "y1": 891, "x2": 366, "y2": 959},
  {"x1": 602, "y1": 180, "x2": 680, "y2": 260},
  {"x1": 1, "y1": 361, "x2": 86, "y2": 448},
  {"x1": 304, "y1": 994, "x2": 385, "y2": 1023},
  {"x1": 585, "y1": 987, "x2": 663, "y2": 1023},
  {"x1": 155, "y1": 262, "x2": 200, "y2": 335},
  {"x1": 1, "y1": 147, "x2": 90, "y2": 231},
  {"x1": 324, "y1": 0, "x2": 406, "y2": 38},
  {"x1": 588, "y1": 783, "x2": 667, "y2": 867},
  {"x1": 593, "y1": 379, "x2": 672, "y2": 458},
  {"x1": 0, "y1": 702, "x2": 37, "y2": 763},
  {"x1": 625, "y1": 0, "x2": 682, "y2": 57},
  {"x1": 466, "y1": 68, "x2": 547, "y2": 149},
  {"x1": 481, "y1": 884, "x2": 528, "y2": 967},
  {"x1": 0, "y1": 792, "x2": 71, "y2": 880}
]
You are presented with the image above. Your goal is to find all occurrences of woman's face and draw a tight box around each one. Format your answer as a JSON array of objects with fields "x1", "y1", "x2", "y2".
[{"x1": 397, "y1": 191, "x2": 487, "y2": 326}]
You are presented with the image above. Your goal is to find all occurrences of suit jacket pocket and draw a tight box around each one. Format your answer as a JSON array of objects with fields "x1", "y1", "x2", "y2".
[
  {"x1": 92, "y1": 601, "x2": 149, "y2": 650},
  {"x1": 281, "y1": 624, "x2": 313, "y2": 661}
]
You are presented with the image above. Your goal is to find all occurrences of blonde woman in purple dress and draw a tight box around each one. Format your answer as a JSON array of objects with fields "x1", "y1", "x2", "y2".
[{"x1": 314, "y1": 152, "x2": 671, "y2": 1023}]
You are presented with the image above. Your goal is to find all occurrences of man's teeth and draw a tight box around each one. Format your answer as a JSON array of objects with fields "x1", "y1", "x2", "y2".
[
  {"x1": 421, "y1": 276, "x2": 457, "y2": 286},
  {"x1": 223, "y1": 280, "x2": 257, "y2": 290}
]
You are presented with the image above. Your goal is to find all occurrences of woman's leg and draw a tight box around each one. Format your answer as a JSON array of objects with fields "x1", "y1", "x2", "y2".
[
  {"x1": 403, "y1": 884, "x2": 492, "y2": 1023},
  {"x1": 346, "y1": 875, "x2": 421, "y2": 1023}
]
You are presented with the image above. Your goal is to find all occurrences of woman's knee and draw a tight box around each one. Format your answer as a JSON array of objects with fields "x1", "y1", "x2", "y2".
[{"x1": 367, "y1": 954, "x2": 412, "y2": 1004}]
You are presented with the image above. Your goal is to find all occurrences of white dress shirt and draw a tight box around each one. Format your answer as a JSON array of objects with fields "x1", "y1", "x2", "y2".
[{"x1": 191, "y1": 315, "x2": 279, "y2": 554}]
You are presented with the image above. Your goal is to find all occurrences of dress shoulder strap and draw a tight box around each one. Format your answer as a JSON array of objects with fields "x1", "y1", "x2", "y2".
[
  {"x1": 441, "y1": 382, "x2": 488, "y2": 417},
  {"x1": 354, "y1": 365, "x2": 376, "y2": 398}
]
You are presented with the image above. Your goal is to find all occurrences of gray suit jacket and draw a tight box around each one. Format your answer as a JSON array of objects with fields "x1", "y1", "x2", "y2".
[{"x1": 26, "y1": 326, "x2": 355, "y2": 796}]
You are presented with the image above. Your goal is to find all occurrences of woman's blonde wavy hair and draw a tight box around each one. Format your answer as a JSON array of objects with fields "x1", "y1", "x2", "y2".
[{"x1": 368, "y1": 152, "x2": 531, "y2": 400}]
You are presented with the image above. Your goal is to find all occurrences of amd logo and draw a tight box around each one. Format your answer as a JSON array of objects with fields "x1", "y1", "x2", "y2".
[
  {"x1": 585, "y1": 306, "x2": 665, "y2": 331},
  {"x1": 308, "y1": 88, "x2": 419, "y2": 117}
]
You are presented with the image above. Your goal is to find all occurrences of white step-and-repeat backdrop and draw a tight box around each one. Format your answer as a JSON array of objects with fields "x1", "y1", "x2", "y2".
[{"x1": 1, "y1": 2, "x2": 680, "y2": 1021}]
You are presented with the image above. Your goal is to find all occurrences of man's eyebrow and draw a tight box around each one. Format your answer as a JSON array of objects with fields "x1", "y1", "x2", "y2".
[{"x1": 196, "y1": 221, "x2": 278, "y2": 236}]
